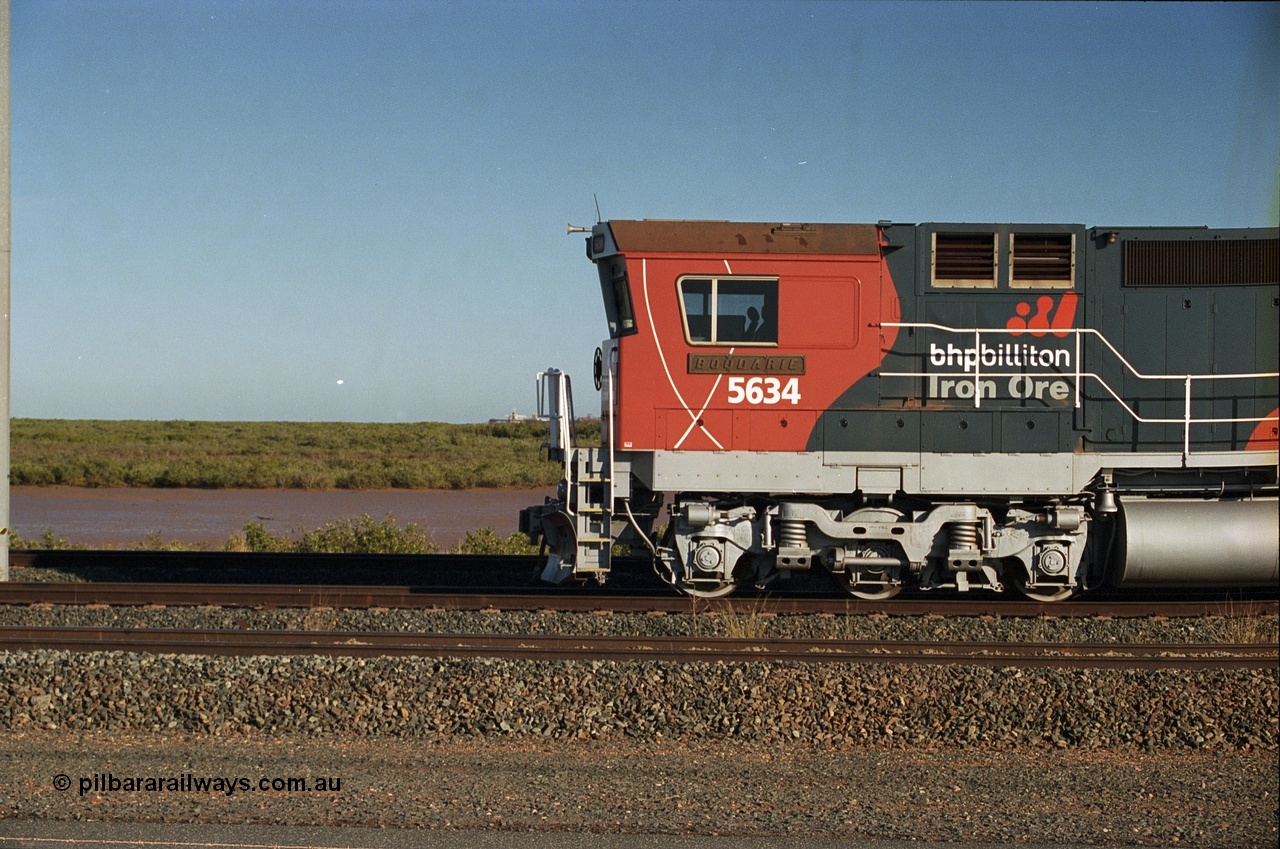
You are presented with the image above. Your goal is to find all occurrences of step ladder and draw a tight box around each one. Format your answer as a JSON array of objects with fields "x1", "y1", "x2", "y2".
[
  {"x1": 537, "y1": 369, "x2": 615, "y2": 582},
  {"x1": 569, "y1": 447, "x2": 612, "y2": 579}
]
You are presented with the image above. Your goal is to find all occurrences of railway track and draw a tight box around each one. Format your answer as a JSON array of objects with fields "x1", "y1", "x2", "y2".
[
  {"x1": 1, "y1": 624, "x2": 1274, "y2": 669},
  {"x1": 1, "y1": 580, "x2": 1275, "y2": 618},
  {"x1": 6, "y1": 549, "x2": 559, "y2": 586},
  {"x1": 11, "y1": 549, "x2": 1277, "y2": 611}
]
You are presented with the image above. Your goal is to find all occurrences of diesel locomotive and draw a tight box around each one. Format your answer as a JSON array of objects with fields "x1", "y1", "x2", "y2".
[{"x1": 521, "y1": 220, "x2": 1279, "y2": 600}]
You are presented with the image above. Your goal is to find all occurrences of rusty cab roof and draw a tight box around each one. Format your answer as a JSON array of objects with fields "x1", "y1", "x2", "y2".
[{"x1": 599, "y1": 220, "x2": 881, "y2": 256}]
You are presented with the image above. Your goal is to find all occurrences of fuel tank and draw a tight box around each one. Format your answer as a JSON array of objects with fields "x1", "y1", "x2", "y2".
[{"x1": 1116, "y1": 498, "x2": 1279, "y2": 586}]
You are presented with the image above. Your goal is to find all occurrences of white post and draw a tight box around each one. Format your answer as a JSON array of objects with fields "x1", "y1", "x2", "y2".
[
  {"x1": 1073, "y1": 330, "x2": 1082, "y2": 408},
  {"x1": 1, "y1": 0, "x2": 11, "y2": 581},
  {"x1": 1183, "y1": 376, "x2": 1193, "y2": 465},
  {"x1": 972, "y1": 328, "x2": 982, "y2": 409}
]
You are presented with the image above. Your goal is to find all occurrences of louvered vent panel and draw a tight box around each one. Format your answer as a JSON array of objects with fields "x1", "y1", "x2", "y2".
[
  {"x1": 1124, "y1": 238, "x2": 1278, "y2": 287},
  {"x1": 933, "y1": 233, "x2": 995, "y2": 284},
  {"x1": 1012, "y1": 233, "x2": 1074, "y2": 282}
]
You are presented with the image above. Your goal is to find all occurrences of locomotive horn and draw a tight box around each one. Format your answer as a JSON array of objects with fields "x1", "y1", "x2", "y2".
[{"x1": 567, "y1": 224, "x2": 592, "y2": 234}]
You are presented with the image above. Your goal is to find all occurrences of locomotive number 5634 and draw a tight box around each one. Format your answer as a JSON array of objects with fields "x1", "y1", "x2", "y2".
[{"x1": 726, "y1": 376, "x2": 802, "y2": 405}]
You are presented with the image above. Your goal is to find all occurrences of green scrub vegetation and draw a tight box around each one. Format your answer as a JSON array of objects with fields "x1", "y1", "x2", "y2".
[{"x1": 10, "y1": 419, "x2": 600, "y2": 490}]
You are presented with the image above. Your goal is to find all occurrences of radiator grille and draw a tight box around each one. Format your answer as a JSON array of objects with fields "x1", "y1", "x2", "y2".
[{"x1": 1124, "y1": 238, "x2": 1278, "y2": 287}]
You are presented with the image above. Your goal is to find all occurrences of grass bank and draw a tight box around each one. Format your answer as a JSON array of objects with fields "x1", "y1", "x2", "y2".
[{"x1": 10, "y1": 419, "x2": 600, "y2": 489}]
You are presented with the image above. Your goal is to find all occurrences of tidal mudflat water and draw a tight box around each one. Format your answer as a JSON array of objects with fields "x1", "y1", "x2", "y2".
[{"x1": 9, "y1": 487, "x2": 546, "y2": 548}]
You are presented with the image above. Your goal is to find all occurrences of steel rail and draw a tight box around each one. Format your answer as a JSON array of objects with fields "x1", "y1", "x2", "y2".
[
  {"x1": 0, "y1": 581, "x2": 1276, "y2": 618},
  {"x1": 1, "y1": 625, "x2": 1275, "y2": 669},
  {"x1": 6, "y1": 550, "x2": 540, "y2": 569}
]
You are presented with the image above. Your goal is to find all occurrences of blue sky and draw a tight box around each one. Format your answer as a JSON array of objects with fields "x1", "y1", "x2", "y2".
[{"x1": 11, "y1": 1, "x2": 1279, "y2": 423}]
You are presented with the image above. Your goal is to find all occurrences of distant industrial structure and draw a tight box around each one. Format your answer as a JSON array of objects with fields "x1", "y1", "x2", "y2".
[{"x1": 489, "y1": 410, "x2": 540, "y2": 424}]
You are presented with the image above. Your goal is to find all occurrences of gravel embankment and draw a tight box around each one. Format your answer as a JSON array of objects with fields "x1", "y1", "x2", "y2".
[
  {"x1": 2, "y1": 649, "x2": 1276, "y2": 749},
  {"x1": 1, "y1": 606, "x2": 1276, "y2": 844}
]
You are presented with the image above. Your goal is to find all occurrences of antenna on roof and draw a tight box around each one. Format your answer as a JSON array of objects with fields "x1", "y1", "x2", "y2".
[{"x1": 594, "y1": 194, "x2": 603, "y2": 223}]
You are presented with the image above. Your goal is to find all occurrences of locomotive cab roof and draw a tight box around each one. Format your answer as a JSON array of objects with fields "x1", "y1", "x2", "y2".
[{"x1": 588, "y1": 219, "x2": 881, "y2": 259}]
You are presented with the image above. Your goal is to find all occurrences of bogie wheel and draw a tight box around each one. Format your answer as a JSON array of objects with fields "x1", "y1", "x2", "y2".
[
  {"x1": 1009, "y1": 572, "x2": 1076, "y2": 603},
  {"x1": 678, "y1": 580, "x2": 738, "y2": 599},
  {"x1": 835, "y1": 572, "x2": 902, "y2": 600},
  {"x1": 832, "y1": 507, "x2": 907, "y2": 600}
]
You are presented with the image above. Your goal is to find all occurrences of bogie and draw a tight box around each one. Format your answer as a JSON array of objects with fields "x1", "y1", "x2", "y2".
[{"x1": 644, "y1": 495, "x2": 1097, "y2": 600}]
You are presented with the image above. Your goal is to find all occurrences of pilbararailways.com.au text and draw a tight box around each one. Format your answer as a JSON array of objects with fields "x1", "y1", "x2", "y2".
[{"x1": 55, "y1": 772, "x2": 342, "y2": 797}]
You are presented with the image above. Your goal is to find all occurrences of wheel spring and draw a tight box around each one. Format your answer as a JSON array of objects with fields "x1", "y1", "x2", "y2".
[
  {"x1": 778, "y1": 518, "x2": 807, "y2": 549},
  {"x1": 948, "y1": 521, "x2": 979, "y2": 551}
]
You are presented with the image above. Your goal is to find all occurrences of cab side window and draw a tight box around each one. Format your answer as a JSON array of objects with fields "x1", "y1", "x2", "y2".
[{"x1": 679, "y1": 277, "x2": 778, "y2": 346}]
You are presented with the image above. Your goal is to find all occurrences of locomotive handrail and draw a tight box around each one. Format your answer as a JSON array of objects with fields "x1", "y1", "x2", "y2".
[
  {"x1": 607, "y1": 346, "x2": 618, "y2": 514},
  {"x1": 536, "y1": 369, "x2": 575, "y2": 496},
  {"x1": 879, "y1": 321, "x2": 1279, "y2": 463}
]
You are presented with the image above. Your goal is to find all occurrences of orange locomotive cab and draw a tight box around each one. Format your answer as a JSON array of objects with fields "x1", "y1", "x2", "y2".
[{"x1": 597, "y1": 220, "x2": 898, "y2": 458}]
